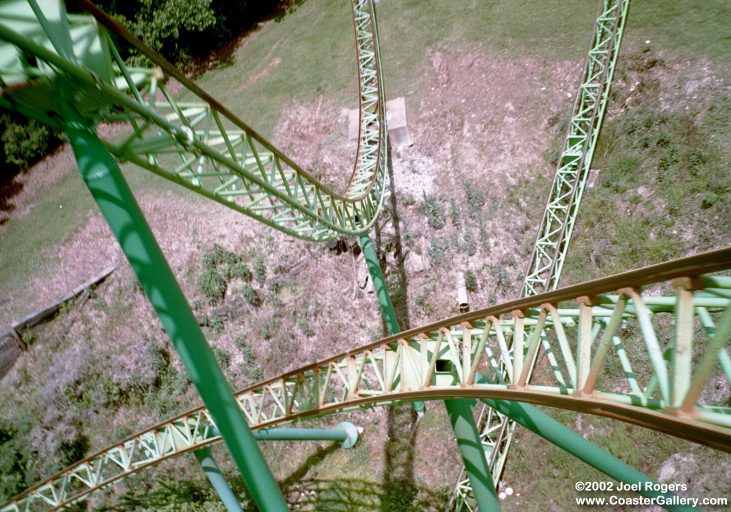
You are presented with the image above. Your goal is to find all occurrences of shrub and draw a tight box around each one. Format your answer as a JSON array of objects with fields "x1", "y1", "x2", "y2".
[
  {"x1": 464, "y1": 270, "x2": 478, "y2": 292},
  {"x1": 258, "y1": 317, "x2": 279, "y2": 340},
  {"x1": 0, "y1": 420, "x2": 32, "y2": 501},
  {"x1": 701, "y1": 191, "x2": 717, "y2": 209},
  {"x1": 0, "y1": 113, "x2": 60, "y2": 178},
  {"x1": 241, "y1": 284, "x2": 261, "y2": 307},
  {"x1": 464, "y1": 182, "x2": 485, "y2": 215},
  {"x1": 427, "y1": 236, "x2": 447, "y2": 264},
  {"x1": 449, "y1": 199, "x2": 460, "y2": 226},
  {"x1": 198, "y1": 245, "x2": 249, "y2": 304},
  {"x1": 1, "y1": 118, "x2": 56, "y2": 168},
  {"x1": 212, "y1": 346, "x2": 231, "y2": 369},
  {"x1": 253, "y1": 258, "x2": 267, "y2": 284},
  {"x1": 198, "y1": 268, "x2": 227, "y2": 304},
  {"x1": 235, "y1": 337, "x2": 263, "y2": 383},
  {"x1": 204, "y1": 314, "x2": 224, "y2": 333},
  {"x1": 422, "y1": 193, "x2": 446, "y2": 230},
  {"x1": 228, "y1": 261, "x2": 252, "y2": 282}
]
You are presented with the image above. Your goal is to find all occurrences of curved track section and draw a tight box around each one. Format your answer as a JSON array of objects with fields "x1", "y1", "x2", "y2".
[
  {"x1": 452, "y1": 2, "x2": 632, "y2": 507},
  {"x1": 3, "y1": 248, "x2": 730, "y2": 511},
  {"x1": 522, "y1": 0, "x2": 630, "y2": 296},
  {"x1": 0, "y1": 0, "x2": 387, "y2": 241}
]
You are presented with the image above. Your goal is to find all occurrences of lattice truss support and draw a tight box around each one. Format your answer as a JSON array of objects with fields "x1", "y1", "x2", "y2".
[
  {"x1": 3, "y1": 250, "x2": 730, "y2": 511},
  {"x1": 523, "y1": 0, "x2": 630, "y2": 297},
  {"x1": 452, "y1": 1, "x2": 631, "y2": 508},
  {"x1": 0, "y1": 0, "x2": 387, "y2": 241}
]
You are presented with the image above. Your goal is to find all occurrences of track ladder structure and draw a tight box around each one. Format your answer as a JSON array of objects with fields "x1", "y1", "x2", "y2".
[
  {"x1": 2, "y1": 248, "x2": 730, "y2": 511},
  {"x1": 0, "y1": 0, "x2": 388, "y2": 242},
  {"x1": 1, "y1": 1, "x2": 730, "y2": 512},
  {"x1": 449, "y1": 1, "x2": 631, "y2": 509}
]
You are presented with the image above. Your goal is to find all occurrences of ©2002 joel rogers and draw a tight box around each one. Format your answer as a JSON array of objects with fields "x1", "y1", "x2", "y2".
[{"x1": 575, "y1": 481, "x2": 687, "y2": 493}]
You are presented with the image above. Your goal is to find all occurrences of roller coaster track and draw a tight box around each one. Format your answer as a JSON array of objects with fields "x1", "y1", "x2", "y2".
[
  {"x1": 1, "y1": 1, "x2": 729, "y2": 511},
  {"x1": 0, "y1": 0, "x2": 387, "y2": 242},
  {"x1": 450, "y1": 1, "x2": 631, "y2": 509},
  {"x1": 2, "y1": 249, "x2": 730, "y2": 511}
]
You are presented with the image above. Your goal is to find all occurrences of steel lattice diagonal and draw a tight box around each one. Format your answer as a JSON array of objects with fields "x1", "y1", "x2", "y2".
[
  {"x1": 0, "y1": 0, "x2": 387, "y2": 241},
  {"x1": 3, "y1": 248, "x2": 731, "y2": 511},
  {"x1": 523, "y1": 0, "x2": 630, "y2": 297},
  {"x1": 450, "y1": 1, "x2": 631, "y2": 509}
]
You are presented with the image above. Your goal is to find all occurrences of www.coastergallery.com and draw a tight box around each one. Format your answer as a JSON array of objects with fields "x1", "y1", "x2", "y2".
[{"x1": 575, "y1": 495, "x2": 728, "y2": 507}]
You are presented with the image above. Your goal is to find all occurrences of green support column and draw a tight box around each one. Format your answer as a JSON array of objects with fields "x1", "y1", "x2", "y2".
[
  {"x1": 478, "y1": 395, "x2": 698, "y2": 512},
  {"x1": 359, "y1": 234, "x2": 496, "y2": 511},
  {"x1": 359, "y1": 235, "x2": 400, "y2": 334},
  {"x1": 446, "y1": 399, "x2": 501, "y2": 510},
  {"x1": 194, "y1": 448, "x2": 245, "y2": 512},
  {"x1": 60, "y1": 105, "x2": 289, "y2": 512},
  {"x1": 256, "y1": 423, "x2": 360, "y2": 448}
]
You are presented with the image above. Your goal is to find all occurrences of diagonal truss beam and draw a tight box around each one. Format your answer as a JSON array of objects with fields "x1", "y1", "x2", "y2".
[
  {"x1": 0, "y1": 0, "x2": 388, "y2": 241},
  {"x1": 451, "y1": 1, "x2": 631, "y2": 509},
  {"x1": 3, "y1": 248, "x2": 730, "y2": 511}
]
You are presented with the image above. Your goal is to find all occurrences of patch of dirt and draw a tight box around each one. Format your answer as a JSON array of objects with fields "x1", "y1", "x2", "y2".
[
  {"x1": 377, "y1": 47, "x2": 583, "y2": 324},
  {"x1": 611, "y1": 49, "x2": 729, "y2": 116},
  {"x1": 0, "y1": 122, "x2": 130, "y2": 229},
  {"x1": 237, "y1": 56, "x2": 282, "y2": 91},
  {"x1": 272, "y1": 96, "x2": 356, "y2": 193}
]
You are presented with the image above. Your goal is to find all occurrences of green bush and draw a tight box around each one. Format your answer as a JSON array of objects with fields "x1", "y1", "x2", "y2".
[
  {"x1": 198, "y1": 244, "x2": 250, "y2": 304},
  {"x1": 0, "y1": 420, "x2": 32, "y2": 501},
  {"x1": 0, "y1": 113, "x2": 60, "y2": 179},
  {"x1": 198, "y1": 267, "x2": 227, "y2": 304},
  {"x1": 464, "y1": 270, "x2": 478, "y2": 292},
  {"x1": 449, "y1": 199, "x2": 460, "y2": 226},
  {"x1": 422, "y1": 193, "x2": 446, "y2": 230},
  {"x1": 1, "y1": 119, "x2": 56, "y2": 168},
  {"x1": 253, "y1": 258, "x2": 267, "y2": 283},
  {"x1": 235, "y1": 337, "x2": 263, "y2": 383},
  {"x1": 427, "y1": 236, "x2": 447, "y2": 264},
  {"x1": 92, "y1": 0, "x2": 285, "y2": 66},
  {"x1": 464, "y1": 182, "x2": 485, "y2": 216},
  {"x1": 701, "y1": 191, "x2": 717, "y2": 209},
  {"x1": 204, "y1": 314, "x2": 224, "y2": 333},
  {"x1": 241, "y1": 284, "x2": 261, "y2": 307}
]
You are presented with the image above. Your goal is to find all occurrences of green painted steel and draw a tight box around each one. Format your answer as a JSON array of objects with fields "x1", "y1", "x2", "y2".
[
  {"x1": 478, "y1": 396, "x2": 698, "y2": 512},
  {"x1": 59, "y1": 105, "x2": 288, "y2": 512},
  {"x1": 254, "y1": 423, "x2": 360, "y2": 448},
  {"x1": 452, "y1": 1, "x2": 632, "y2": 509},
  {"x1": 194, "y1": 449, "x2": 245, "y2": 512},
  {"x1": 2, "y1": 250, "x2": 730, "y2": 511},
  {"x1": 522, "y1": 0, "x2": 631, "y2": 296},
  {"x1": 0, "y1": 0, "x2": 388, "y2": 242},
  {"x1": 360, "y1": 235, "x2": 400, "y2": 335},
  {"x1": 361, "y1": 233, "x2": 495, "y2": 511},
  {"x1": 446, "y1": 400, "x2": 500, "y2": 512}
]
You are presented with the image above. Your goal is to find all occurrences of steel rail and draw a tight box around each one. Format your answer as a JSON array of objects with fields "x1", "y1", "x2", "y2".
[
  {"x1": 3, "y1": 248, "x2": 730, "y2": 511},
  {"x1": 0, "y1": 0, "x2": 388, "y2": 241},
  {"x1": 451, "y1": 2, "x2": 631, "y2": 508}
]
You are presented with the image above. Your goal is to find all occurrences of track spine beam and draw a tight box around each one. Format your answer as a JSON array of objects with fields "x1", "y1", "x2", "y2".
[
  {"x1": 3, "y1": 248, "x2": 730, "y2": 512},
  {"x1": 451, "y1": 1, "x2": 631, "y2": 509}
]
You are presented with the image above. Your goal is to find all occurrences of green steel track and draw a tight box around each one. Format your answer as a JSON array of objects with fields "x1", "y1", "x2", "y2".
[
  {"x1": 1, "y1": 1, "x2": 730, "y2": 511},
  {"x1": 2, "y1": 249, "x2": 731, "y2": 511},
  {"x1": 0, "y1": 0, "x2": 388, "y2": 241},
  {"x1": 450, "y1": 2, "x2": 632, "y2": 508}
]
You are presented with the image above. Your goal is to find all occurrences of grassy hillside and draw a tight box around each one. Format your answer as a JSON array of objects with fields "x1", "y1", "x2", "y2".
[{"x1": 0, "y1": 0, "x2": 730, "y2": 511}]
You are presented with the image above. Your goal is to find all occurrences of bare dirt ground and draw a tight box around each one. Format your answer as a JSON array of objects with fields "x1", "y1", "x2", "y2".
[{"x1": 2, "y1": 37, "x2": 730, "y2": 510}]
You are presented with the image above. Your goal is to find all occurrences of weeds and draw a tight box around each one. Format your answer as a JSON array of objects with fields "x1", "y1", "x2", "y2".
[
  {"x1": 198, "y1": 244, "x2": 252, "y2": 304},
  {"x1": 464, "y1": 270, "x2": 478, "y2": 292},
  {"x1": 427, "y1": 236, "x2": 447, "y2": 264},
  {"x1": 422, "y1": 193, "x2": 446, "y2": 230}
]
